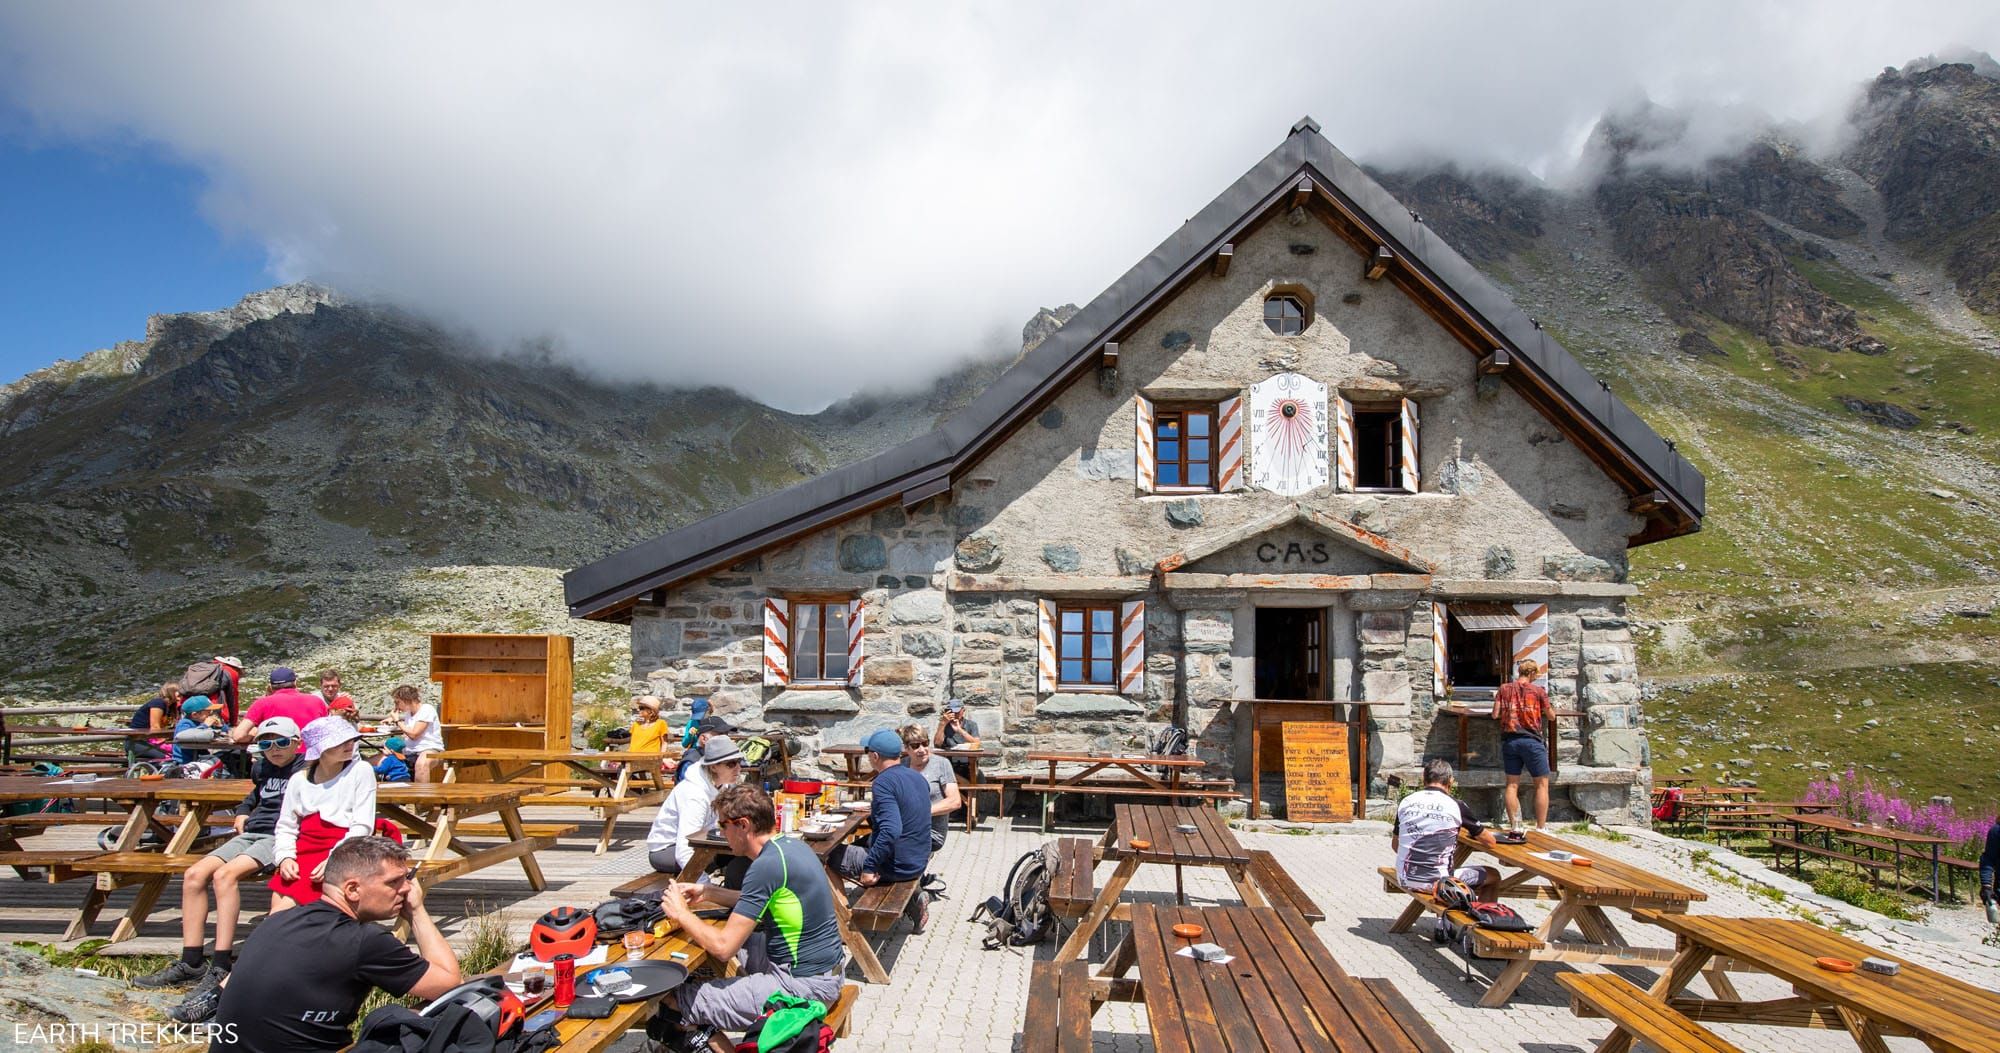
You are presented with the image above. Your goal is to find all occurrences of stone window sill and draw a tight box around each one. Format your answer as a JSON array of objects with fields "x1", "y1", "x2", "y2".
[{"x1": 784, "y1": 681, "x2": 852, "y2": 691}]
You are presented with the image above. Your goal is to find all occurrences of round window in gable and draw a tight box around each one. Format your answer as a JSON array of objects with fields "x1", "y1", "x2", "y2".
[{"x1": 1263, "y1": 292, "x2": 1310, "y2": 335}]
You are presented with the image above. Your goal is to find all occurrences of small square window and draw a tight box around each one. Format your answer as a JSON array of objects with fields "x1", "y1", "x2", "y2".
[
  {"x1": 1056, "y1": 603, "x2": 1120, "y2": 687},
  {"x1": 788, "y1": 597, "x2": 850, "y2": 683},
  {"x1": 1153, "y1": 405, "x2": 1216, "y2": 491}
]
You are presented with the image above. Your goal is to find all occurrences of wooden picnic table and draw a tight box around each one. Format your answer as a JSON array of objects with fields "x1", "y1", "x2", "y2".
[
  {"x1": 1781, "y1": 812, "x2": 1951, "y2": 902},
  {"x1": 1022, "y1": 750, "x2": 1223, "y2": 833},
  {"x1": 0, "y1": 777, "x2": 554, "y2": 944},
  {"x1": 437, "y1": 746, "x2": 675, "y2": 854},
  {"x1": 819, "y1": 743, "x2": 1000, "y2": 831},
  {"x1": 1395, "y1": 827, "x2": 1706, "y2": 1007},
  {"x1": 1436, "y1": 703, "x2": 1582, "y2": 776},
  {"x1": 546, "y1": 915, "x2": 717, "y2": 1052},
  {"x1": 1054, "y1": 803, "x2": 1265, "y2": 962},
  {"x1": 1111, "y1": 903, "x2": 1447, "y2": 1053},
  {"x1": 1631, "y1": 909, "x2": 2000, "y2": 1053}
]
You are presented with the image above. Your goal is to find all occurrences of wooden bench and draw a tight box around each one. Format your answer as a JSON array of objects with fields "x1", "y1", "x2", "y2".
[
  {"x1": 449, "y1": 821, "x2": 582, "y2": 839},
  {"x1": 1, "y1": 812, "x2": 133, "y2": 829},
  {"x1": 68, "y1": 851, "x2": 210, "y2": 885},
  {"x1": 0, "y1": 849, "x2": 101, "y2": 881},
  {"x1": 1022, "y1": 959, "x2": 1095, "y2": 1053},
  {"x1": 1048, "y1": 837, "x2": 1098, "y2": 918},
  {"x1": 1247, "y1": 849, "x2": 1324, "y2": 922},
  {"x1": 1354, "y1": 977, "x2": 1452, "y2": 1053},
  {"x1": 611, "y1": 871, "x2": 673, "y2": 899},
  {"x1": 1556, "y1": 972, "x2": 1743, "y2": 1053},
  {"x1": 847, "y1": 878, "x2": 921, "y2": 931},
  {"x1": 1378, "y1": 867, "x2": 1546, "y2": 959},
  {"x1": 1768, "y1": 837, "x2": 1893, "y2": 878}
]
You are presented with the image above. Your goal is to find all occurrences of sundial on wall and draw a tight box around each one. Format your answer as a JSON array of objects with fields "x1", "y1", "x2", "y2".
[{"x1": 1249, "y1": 372, "x2": 1329, "y2": 496}]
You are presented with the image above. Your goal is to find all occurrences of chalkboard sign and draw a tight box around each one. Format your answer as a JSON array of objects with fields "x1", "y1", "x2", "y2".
[{"x1": 1281, "y1": 720, "x2": 1351, "y2": 823}]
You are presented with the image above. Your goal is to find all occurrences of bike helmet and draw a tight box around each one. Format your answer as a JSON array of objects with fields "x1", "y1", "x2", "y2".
[
  {"x1": 420, "y1": 976, "x2": 525, "y2": 1039},
  {"x1": 529, "y1": 906, "x2": 597, "y2": 961}
]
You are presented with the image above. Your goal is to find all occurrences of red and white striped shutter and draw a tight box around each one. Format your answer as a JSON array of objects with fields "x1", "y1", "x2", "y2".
[
  {"x1": 761, "y1": 598, "x2": 791, "y2": 686},
  {"x1": 1216, "y1": 396, "x2": 1245, "y2": 491},
  {"x1": 1397, "y1": 398, "x2": 1420, "y2": 493},
  {"x1": 845, "y1": 597, "x2": 865, "y2": 688},
  {"x1": 1118, "y1": 599, "x2": 1146, "y2": 694},
  {"x1": 1036, "y1": 599, "x2": 1058, "y2": 693},
  {"x1": 1334, "y1": 395, "x2": 1356, "y2": 491},
  {"x1": 1431, "y1": 602, "x2": 1450, "y2": 702},
  {"x1": 1134, "y1": 395, "x2": 1155, "y2": 494},
  {"x1": 1512, "y1": 602, "x2": 1549, "y2": 687}
]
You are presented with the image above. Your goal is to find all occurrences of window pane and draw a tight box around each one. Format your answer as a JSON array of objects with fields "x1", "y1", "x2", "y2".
[
  {"x1": 792, "y1": 603, "x2": 820, "y2": 680},
  {"x1": 1158, "y1": 440, "x2": 1180, "y2": 463},
  {"x1": 1188, "y1": 463, "x2": 1209, "y2": 486},
  {"x1": 1060, "y1": 633, "x2": 1082, "y2": 659},
  {"x1": 1188, "y1": 439, "x2": 1209, "y2": 461},
  {"x1": 1188, "y1": 413, "x2": 1210, "y2": 437},
  {"x1": 1061, "y1": 659, "x2": 1083, "y2": 683},
  {"x1": 1091, "y1": 608, "x2": 1114, "y2": 632},
  {"x1": 1061, "y1": 609, "x2": 1082, "y2": 632},
  {"x1": 1157, "y1": 418, "x2": 1182, "y2": 440},
  {"x1": 823, "y1": 603, "x2": 849, "y2": 679},
  {"x1": 1158, "y1": 462, "x2": 1181, "y2": 486},
  {"x1": 1091, "y1": 659, "x2": 1113, "y2": 684},
  {"x1": 1092, "y1": 633, "x2": 1113, "y2": 659}
]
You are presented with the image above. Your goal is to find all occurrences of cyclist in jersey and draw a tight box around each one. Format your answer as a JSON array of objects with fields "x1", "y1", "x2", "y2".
[
  {"x1": 653, "y1": 783, "x2": 843, "y2": 1051},
  {"x1": 1392, "y1": 759, "x2": 1500, "y2": 898}
]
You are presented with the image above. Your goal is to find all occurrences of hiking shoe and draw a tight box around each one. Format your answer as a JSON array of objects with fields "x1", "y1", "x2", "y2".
[
  {"x1": 191, "y1": 965, "x2": 229, "y2": 995},
  {"x1": 133, "y1": 959, "x2": 207, "y2": 988},
  {"x1": 909, "y1": 892, "x2": 930, "y2": 935},
  {"x1": 168, "y1": 983, "x2": 222, "y2": 1023}
]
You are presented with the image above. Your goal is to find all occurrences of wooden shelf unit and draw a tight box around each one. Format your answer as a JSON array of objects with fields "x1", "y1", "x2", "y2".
[{"x1": 429, "y1": 633, "x2": 572, "y2": 783}]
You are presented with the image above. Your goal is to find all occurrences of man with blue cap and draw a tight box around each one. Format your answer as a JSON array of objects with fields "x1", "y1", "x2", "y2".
[{"x1": 831, "y1": 729, "x2": 933, "y2": 929}]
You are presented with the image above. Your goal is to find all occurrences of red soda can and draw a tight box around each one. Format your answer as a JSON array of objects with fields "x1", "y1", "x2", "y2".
[{"x1": 552, "y1": 953, "x2": 576, "y2": 1007}]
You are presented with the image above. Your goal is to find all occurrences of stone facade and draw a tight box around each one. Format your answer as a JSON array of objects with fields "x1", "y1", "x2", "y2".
[{"x1": 621, "y1": 213, "x2": 1663, "y2": 824}]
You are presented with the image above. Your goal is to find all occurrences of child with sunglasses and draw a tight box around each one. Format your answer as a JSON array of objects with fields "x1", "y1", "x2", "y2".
[{"x1": 138, "y1": 717, "x2": 307, "y2": 1001}]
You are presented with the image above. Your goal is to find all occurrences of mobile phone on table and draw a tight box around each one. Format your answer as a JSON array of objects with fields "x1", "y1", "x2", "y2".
[{"x1": 526, "y1": 1008, "x2": 562, "y2": 1030}]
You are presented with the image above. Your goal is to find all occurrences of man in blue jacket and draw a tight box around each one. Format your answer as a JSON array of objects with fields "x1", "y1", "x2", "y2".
[{"x1": 832, "y1": 729, "x2": 933, "y2": 930}]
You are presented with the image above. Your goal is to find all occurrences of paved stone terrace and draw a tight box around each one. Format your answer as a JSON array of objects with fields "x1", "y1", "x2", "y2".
[{"x1": 4, "y1": 807, "x2": 1997, "y2": 1051}]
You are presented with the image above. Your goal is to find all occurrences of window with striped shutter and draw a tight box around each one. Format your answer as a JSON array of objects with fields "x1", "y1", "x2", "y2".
[
  {"x1": 1119, "y1": 599, "x2": 1146, "y2": 693},
  {"x1": 1431, "y1": 601, "x2": 1449, "y2": 702},
  {"x1": 1216, "y1": 396, "x2": 1245, "y2": 491},
  {"x1": 846, "y1": 597, "x2": 866, "y2": 687},
  {"x1": 1397, "y1": 398, "x2": 1420, "y2": 493},
  {"x1": 762, "y1": 598, "x2": 791, "y2": 686},
  {"x1": 1133, "y1": 396, "x2": 1156, "y2": 494},
  {"x1": 1334, "y1": 395, "x2": 1356, "y2": 491},
  {"x1": 1036, "y1": 599, "x2": 1058, "y2": 693},
  {"x1": 1511, "y1": 602, "x2": 1549, "y2": 687}
]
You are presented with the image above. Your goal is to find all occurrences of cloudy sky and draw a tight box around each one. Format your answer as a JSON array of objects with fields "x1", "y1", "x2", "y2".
[{"x1": 2, "y1": 3, "x2": 1995, "y2": 409}]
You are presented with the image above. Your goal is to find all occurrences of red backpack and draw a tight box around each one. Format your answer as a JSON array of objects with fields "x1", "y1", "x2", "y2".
[{"x1": 1652, "y1": 787, "x2": 1684, "y2": 822}]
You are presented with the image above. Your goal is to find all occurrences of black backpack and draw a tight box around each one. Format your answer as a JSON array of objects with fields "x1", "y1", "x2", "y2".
[
  {"x1": 350, "y1": 1003, "x2": 557, "y2": 1053},
  {"x1": 971, "y1": 843, "x2": 1057, "y2": 949},
  {"x1": 1148, "y1": 724, "x2": 1189, "y2": 780}
]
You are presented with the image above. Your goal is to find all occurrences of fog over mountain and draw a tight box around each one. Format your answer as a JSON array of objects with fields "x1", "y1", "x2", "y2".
[{"x1": 2, "y1": 3, "x2": 1996, "y2": 409}]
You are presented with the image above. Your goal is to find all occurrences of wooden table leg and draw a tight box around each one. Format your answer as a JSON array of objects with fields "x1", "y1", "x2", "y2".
[
  {"x1": 1055, "y1": 856, "x2": 1139, "y2": 962},
  {"x1": 1354, "y1": 705, "x2": 1369, "y2": 819},
  {"x1": 65, "y1": 800, "x2": 162, "y2": 940},
  {"x1": 596, "y1": 765, "x2": 633, "y2": 855},
  {"x1": 497, "y1": 804, "x2": 549, "y2": 889},
  {"x1": 1479, "y1": 958, "x2": 1536, "y2": 1009},
  {"x1": 108, "y1": 801, "x2": 219, "y2": 944},
  {"x1": 1835, "y1": 1005, "x2": 1895, "y2": 1053},
  {"x1": 1250, "y1": 717, "x2": 1263, "y2": 821},
  {"x1": 1224, "y1": 862, "x2": 1267, "y2": 909},
  {"x1": 821, "y1": 863, "x2": 888, "y2": 984},
  {"x1": 1646, "y1": 942, "x2": 1716, "y2": 999}
]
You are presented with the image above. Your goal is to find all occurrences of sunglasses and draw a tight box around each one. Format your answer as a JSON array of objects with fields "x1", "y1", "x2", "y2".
[{"x1": 252, "y1": 736, "x2": 297, "y2": 750}]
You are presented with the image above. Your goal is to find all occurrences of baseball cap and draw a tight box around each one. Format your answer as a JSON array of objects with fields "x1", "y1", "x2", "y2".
[
  {"x1": 700, "y1": 736, "x2": 745, "y2": 766},
  {"x1": 269, "y1": 666, "x2": 297, "y2": 685},
  {"x1": 944, "y1": 699, "x2": 966, "y2": 713},
  {"x1": 328, "y1": 695, "x2": 356, "y2": 711},
  {"x1": 864, "y1": 729, "x2": 904, "y2": 758},
  {"x1": 181, "y1": 695, "x2": 213, "y2": 713},
  {"x1": 384, "y1": 735, "x2": 407, "y2": 753},
  {"x1": 697, "y1": 714, "x2": 734, "y2": 735},
  {"x1": 301, "y1": 715, "x2": 360, "y2": 761},
  {"x1": 254, "y1": 716, "x2": 301, "y2": 740}
]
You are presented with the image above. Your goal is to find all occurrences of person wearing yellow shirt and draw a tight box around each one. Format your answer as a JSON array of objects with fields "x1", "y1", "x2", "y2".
[{"x1": 627, "y1": 695, "x2": 671, "y2": 754}]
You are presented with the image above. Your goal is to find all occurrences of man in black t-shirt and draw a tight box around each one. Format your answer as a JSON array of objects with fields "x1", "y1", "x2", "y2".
[{"x1": 209, "y1": 836, "x2": 461, "y2": 1052}]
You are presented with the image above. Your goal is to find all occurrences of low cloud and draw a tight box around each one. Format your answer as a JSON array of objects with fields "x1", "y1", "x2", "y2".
[{"x1": 1, "y1": 3, "x2": 1994, "y2": 409}]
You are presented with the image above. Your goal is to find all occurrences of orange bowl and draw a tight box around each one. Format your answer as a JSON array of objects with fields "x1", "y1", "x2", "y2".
[
  {"x1": 1128, "y1": 838, "x2": 1152, "y2": 851},
  {"x1": 1171, "y1": 923, "x2": 1204, "y2": 939},
  {"x1": 1816, "y1": 957, "x2": 1856, "y2": 973},
  {"x1": 139, "y1": 773, "x2": 166, "y2": 782},
  {"x1": 1569, "y1": 857, "x2": 1595, "y2": 867}
]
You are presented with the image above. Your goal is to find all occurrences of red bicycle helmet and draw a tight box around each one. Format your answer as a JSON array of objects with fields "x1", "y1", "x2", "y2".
[
  {"x1": 530, "y1": 906, "x2": 597, "y2": 962},
  {"x1": 421, "y1": 976, "x2": 525, "y2": 1038}
]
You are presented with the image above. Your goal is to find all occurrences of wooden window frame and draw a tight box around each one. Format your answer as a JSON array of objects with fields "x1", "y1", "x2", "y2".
[
  {"x1": 786, "y1": 593, "x2": 854, "y2": 688},
  {"x1": 1152, "y1": 403, "x2": 1219, "y2": 493},
  {"x1": 1263, "y1": 294, "x2": 1308, "y2": 335},
  {"x1": 1055, "y1": 602, "x2": 1121, "y2": 691},
  {"x1": 1350, "y1": 402, "x2": 1405, "y2": 492}
]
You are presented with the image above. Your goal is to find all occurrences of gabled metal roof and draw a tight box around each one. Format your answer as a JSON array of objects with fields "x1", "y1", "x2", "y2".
[{"x1": 566, "y1": 121, "x2": 1705, "y2": 621}]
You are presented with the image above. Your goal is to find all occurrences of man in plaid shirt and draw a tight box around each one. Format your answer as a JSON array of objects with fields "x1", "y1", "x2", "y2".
[{"x1": 1494, "y1": 659, "x2": 1551, "y2": 830}]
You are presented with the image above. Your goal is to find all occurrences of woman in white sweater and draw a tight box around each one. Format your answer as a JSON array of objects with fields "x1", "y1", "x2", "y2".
[{"x1": 268, "y1": 716, "x2": 378, "y2": 910}]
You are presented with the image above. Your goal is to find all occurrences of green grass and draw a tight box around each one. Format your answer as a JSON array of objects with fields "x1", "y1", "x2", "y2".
[
  {"x1": 1812, "y1": 871, "x2": 1929, "y2": 922},
  {"x1": 14, "y1": 938, "x2": 174, "y2": 981}
]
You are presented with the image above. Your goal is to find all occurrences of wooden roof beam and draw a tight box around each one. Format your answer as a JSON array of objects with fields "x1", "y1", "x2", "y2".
[
  {"x1": 1628, "y1": 490, "x2": 1668, "y2": 515},
  {"x1": 1477, "y1": 348, "x2": 1513, "y2": 375},
  {"x1": 1211, "y1": 244, "x2": 1233, "y2": 277},
  {"x1": 1291, "y1": 177, "x2": 1315, "y2": 209},
  {"x1": 1365, "y1": 245, "x2": 1395, "y2": 281}
]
